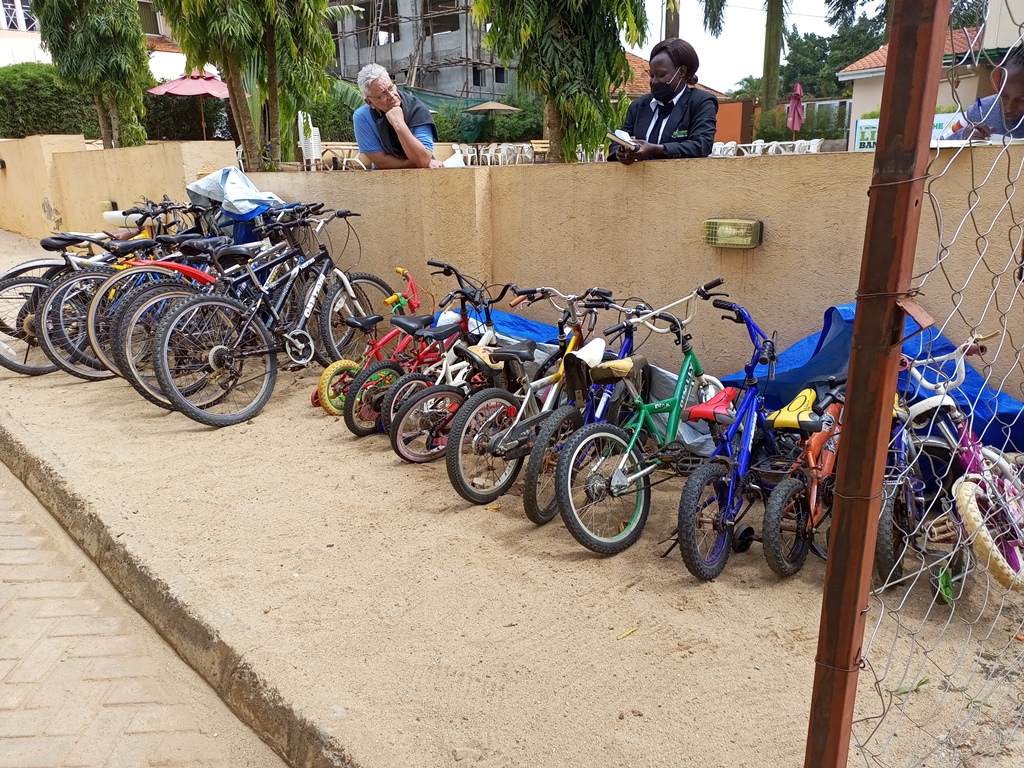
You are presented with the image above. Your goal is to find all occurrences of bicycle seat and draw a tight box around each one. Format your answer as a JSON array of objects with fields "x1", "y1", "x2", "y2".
[
  {"x1": 683, "y1": 387, "x2": 739, "y2": 425},
  {"x1": 39, "y1": 235, "x2": 85, "y2": 252},
  {"x1": 180, "y1": 236, "x2": 232, "y2": 256},
  {"x1": 416, "y1": 323, "x2": 462, "y2": 342},
  {"x1": 105, "y1": 239, "x2": 159, "y2": 257},
  {"x1": 488, "y1": 340, "x2": 537, "y2": 364},
  {"x1": 390, "y1": 315, "x2": 435, "y2": 335},
  {"x1": 452, "y1": 343, "x2": 503, "y2": 371},
  {"x1": 589, "y1": 354, "x2": 647, "y2": 385},
  {"x1": 344, "y1": 315, "x2": 384, "y2": 331},
  {"x1": 765, "y1": 388, "x2": 823, "y2": 432},
  {"x1": 213, "y1": 244, "x2": 262, "y2": 267}
]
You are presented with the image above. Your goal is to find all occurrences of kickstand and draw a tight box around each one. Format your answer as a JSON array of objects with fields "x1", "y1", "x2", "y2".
[{"x1": 659, "y1": 527, "x2": 679, "y2": 558}]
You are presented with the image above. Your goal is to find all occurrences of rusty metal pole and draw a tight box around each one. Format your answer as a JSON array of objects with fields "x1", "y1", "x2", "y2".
[{"x1": 803, "y1": 1, "x2": 951, "y2": 767}]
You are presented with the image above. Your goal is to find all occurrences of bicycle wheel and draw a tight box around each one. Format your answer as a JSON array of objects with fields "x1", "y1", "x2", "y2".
[
  {"x1": 762, "y1": 476, "x2": 812, "y2": 577},
  {"x1": 87, "y1": 266, "x2": 181, "y2": 376},
  {"x1": 446, "y1": 387, "x2": 524, "y2": 505},
  {"x1": 319, "y1": 272, "x2": 399, "y2": 360},
  {"x1": 114, "y1": 283, "x2": 201, "y2": 410},
  {"x1": 555, "y1": 422, "x2": 650, "y2": 554},
  {"x1": 154, "y1": 294, "x2": 278, "y2": 427},
  {"x1": 523, "y1": 405, "x2": 584, "y2": 526},
  {"x1": 958, "y1": 476, "x2": 1024, "y2": 591},
  {"x1": 678, "y1": 461, "x2": 734, "y2": 581},
  {"x1": 390, "y1": 384, "x2": 465, "y2": 464},
  {"x1": 380, "y1": 372, "x2": 433, "y2": 434},
  {"x1": 317, "y1": 358, "x2": 361, "y2": 416},
  {"x1": 0, "y1": 276, "x2": 58, "y2": 376},
  {"x1": 874, "y1": 492, "x2": 907, "y2": 587},
  {"x1": 344, "y1": 360, "x2": 405, "y2": 437},
  {"x1": 37, "y1": 269, "x2": 118, "y2": 381}
]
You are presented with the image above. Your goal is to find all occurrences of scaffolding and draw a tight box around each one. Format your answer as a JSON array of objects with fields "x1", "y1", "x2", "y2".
[{"x1": 331, "y1": 0, "x2": 513, "y2": 99}]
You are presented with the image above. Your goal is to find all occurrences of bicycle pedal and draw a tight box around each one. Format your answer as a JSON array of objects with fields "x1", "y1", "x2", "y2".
[{"x1": 282, "y1": 361, "x2": 306, "y2": 372}]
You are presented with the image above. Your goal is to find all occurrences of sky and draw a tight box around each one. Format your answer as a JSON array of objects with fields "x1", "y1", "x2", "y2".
[{"x1": 624, "y1": 0, "x2": 840, "y2": 95}]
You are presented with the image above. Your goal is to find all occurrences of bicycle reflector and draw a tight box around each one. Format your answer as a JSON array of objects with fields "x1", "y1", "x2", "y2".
[{"x1": 701, "y1": 218, "x2": 763, "y2": 249}]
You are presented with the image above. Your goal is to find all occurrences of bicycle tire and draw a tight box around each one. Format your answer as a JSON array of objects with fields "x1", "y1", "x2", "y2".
[
  {"x1": 762, "y1": 476, "x2": 812, "y2": 577},
  {"x1": 678, "y1": 461, "x2": 734, "y2": 581},
  {"x1": 37, "y1": 268, "x2": 118, "y2": 381},
  {"x1": 873, "y1": 492, "x2": 905, "y2": 588},
  {"x1": 958, "y1": 476, "x2": 1024, "y2": 591},
  {"x1": 390, "y1": 384, "x2": 465, "y2": 464},
  {"x1": 317, "y1": 358, "x2": 361, "y2": 416},
  {"x1": 523, "y1": 405, "x2": 583, "y2": 525},
  {"x1": 344, "y1": 359, "x2": 405, "y2": 437},
  {"x1": 446, "y1": 387, "x2": 524, "y2": 505},
  {"x1": 319, "y1": 272, "x2": 400, "y2": 360},
  {"x1": 154, "y1": 294, "x2": 278, "y2": 427},
  {"x1": 114, "y1": 283, "x2": 201, "y2": 410},
  {"x1": 554, "y1": 421, "x2": 650, "y2": 554},
  {"x1": 380, "y1": 372, "x2": 433, "y2": 434},
  {"x1": 0, "y1": 275, "x2": 58, "y2": 376},
  {"x1": 87, "y1": 265, "x2": 182, "y2": 376}
]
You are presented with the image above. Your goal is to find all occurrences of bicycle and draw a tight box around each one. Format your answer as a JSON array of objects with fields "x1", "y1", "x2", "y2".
[
  {"x1": 760, "y1": 377, "x2": 846, "y2": 577},
  {"x1": 877, "y1": 332, "x2": 1024, "y2": 596},
  {"x1": 676, "y1": 297, "x2": 785, "y2": 581},
  {"x1": 552, "y1": 279, "x2": 725, "y2": 555},
  {"x1": 445, "y1": 284, "x2": 612, "y2": 505}
]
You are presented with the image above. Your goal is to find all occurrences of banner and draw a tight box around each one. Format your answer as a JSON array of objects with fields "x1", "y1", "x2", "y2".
[{"x1": 854, "y1": 112, "x2": 964, "y2": 151}]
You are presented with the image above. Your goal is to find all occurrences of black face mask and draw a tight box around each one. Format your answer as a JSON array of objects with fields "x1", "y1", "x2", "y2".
[{"x1": 651, "y1": 68, "x2": 681, "y2": 104}]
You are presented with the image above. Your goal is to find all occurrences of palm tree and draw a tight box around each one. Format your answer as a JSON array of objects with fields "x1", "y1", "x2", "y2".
[
  {"x1": 729, "y1": 75, "x2": 762, "y2": 102},
  {"x1": 473, "y1": 0, "x2": 647, "y2": 162},
  {"x1": 826, "y1": 0, "x2": 984, "y2": 41}
]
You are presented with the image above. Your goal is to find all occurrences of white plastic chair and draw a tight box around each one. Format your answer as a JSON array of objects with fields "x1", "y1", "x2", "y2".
[
  {"x1": 806, "y1": 138, "x2": 821, "y2": 154},
  {"x1": 722, "y1": 141, "x2": 738, "y2": 157},
  {"x1": 498, "y1": 143, "x2": 514, "y2": 165},
  {"x1": 749, "y1": 139, "x2": 765, "y2": 156},
  {"x1": 479, "y1": 143, "x2": 499, "y2": 166},
  {"x1": 767, "y1": 141, "x2": 786, "y2": 155},
  {"x1": 711, "y1": 142, "x2": 725, "y2": 157},
  {"x1": 794, "y1": 139, "x2": 808, "y2": 154},
  {"x1": 297, "y1": 111, "x2": 322, "y2": 171}
]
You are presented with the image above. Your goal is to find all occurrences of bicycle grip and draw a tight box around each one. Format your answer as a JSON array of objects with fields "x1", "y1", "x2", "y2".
[
  {"x1": 604, "y1": 322, "x2": 629, "y2": 336},
  {"x1": 439, "y1": 291, "x2": 456, "y2": 308},
  {"x1": 965, "y1": 343, "x2": 987, "y2": 356},
  {"x1": 582, "y1": 301, "x2": 609, "y2": 309},
  {"x1": 712, "y1": 298, "x2": 734, "y2": 311},
  {"x1": 426, "y1": 260, "x2": 447, "y2": 268},
  {"x1": 509, "y1": 294, "x2": 531, "y2": 308},
  {"x1": 702, "y1": 277, "x2": 725, "y2": 292},
  {"x1": 383, "y1": 293, "x2": 400, "y2": 306},
  {"x1": 395, "y1": 267, "x2": 408, "y2": 277}
]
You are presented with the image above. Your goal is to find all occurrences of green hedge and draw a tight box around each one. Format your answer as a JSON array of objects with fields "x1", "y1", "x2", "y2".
[
  {"x1": 0, "y1": 62, "x2": 99, "y2": 139},
  {"x1": 143, "y1": 91, "x2": 230, "y2": 141},
  {"x1": 307, "y1": 97, "x2": 356, "y2": 142},
  {"x1": 755, "y1": 103, "x2": 848, "y2": 142}
]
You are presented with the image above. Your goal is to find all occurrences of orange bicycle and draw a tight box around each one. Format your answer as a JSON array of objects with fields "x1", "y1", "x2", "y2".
[{"x1": 760, "y1": 376, "x2": 846, "y2": 577}]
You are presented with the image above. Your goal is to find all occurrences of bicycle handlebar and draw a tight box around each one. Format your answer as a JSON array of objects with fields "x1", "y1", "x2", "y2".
[
  {"x1": 712, "y1": 298, "x2": 734, "y2": 311},
  {"x1": 905, "y1": 332, "x2": 995, "y2": 395}
]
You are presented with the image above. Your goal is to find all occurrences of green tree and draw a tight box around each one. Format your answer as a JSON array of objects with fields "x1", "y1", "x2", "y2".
[
  {"x1": 472, "y1": 0, "x2": 647, "y2": 162},
  {"x1": 32, "y1": 0, "x2": 150, "y2": 148},
  {"x1": 826, "y1": 14, "x2": 884, "y2": 97},
  {"x1": 728, "y1": 75, "x2": 762, "y2": 101},
  {"x1": 827, "y1": 0, "x2": 984, "y2": 41},
  {"x1": 154, "y1": 0, "x2": 262, "y2": 167},
  {"x1": 782, "y1": 27, "x2": 834, "y2": 98},
  {"x1": 0, "y1": 62, "x2": 99, "y2": 139}
]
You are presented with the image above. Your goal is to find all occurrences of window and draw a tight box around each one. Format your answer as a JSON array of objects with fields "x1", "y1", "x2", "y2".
[
  {"x1": 494, "y1": 67, "x2": 507, "y2": 85},
  {"x1": 423, "y1": 0, "x2": 458, "y2": 36},
  {"x1": 137, "y1": 1, "x2": 161, "y2": 36},
  {"x1": 356, "y1": 0, "x2": 401, "y2": 48},
  {"x1": 2, "y1": 0, "x2": 23, "y2": 31},
  {"x1": 472, "y1": 67, "x2": 485, "y2": 88}
]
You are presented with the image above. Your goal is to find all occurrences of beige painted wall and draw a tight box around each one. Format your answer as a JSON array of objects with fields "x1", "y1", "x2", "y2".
[{"x1": 0, "y1": 134, "x2": 87, "y2": 237}]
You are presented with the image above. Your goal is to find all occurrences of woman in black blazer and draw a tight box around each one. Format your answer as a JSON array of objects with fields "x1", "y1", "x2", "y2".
[{"x1": 610, "y1": 38, "x2": 718, "y2": 164}]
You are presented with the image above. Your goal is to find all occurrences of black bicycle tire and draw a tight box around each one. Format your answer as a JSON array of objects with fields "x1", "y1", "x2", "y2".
[
  {"x1": 0, "y1": 275, "x2": 58, "y2": 376},
  {"x1": 343, "y1": 359, "x2": 405, "y2": 437},
  {"x1": 678, "y1": 461, "x2": 734, "y2": 581},
  {"x1": 36, "y1": 268, "x2": 118, "y2": 380},
  {"x1": 319, "y1": 272, "x2": 400, "y2": 361},
  {"x1": 445, "y1": 387, "x2": 524, "y2": 505},
  {"x1": 554, "y1": 421, "x2": 650, "y2": 554},
  {"x1": 523, "y1": 405, "x2": 584, "y2": 526},
  {"x1": 380, "y1": 371, "x2": 434, "y2": 434},
  {"x1": 762, "y1": 476, "x2": 812, "y2": 578},
  {"x1": 389, "y1": 384, "x2": 465, "y2": 464},
  {"x1": 154, "y1": 294, "x2": 278, "y2": 427}
]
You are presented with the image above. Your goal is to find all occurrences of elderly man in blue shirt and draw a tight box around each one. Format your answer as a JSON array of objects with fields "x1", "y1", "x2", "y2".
[
  {"x1": 353, "y1": 63, "x2": 442, "y2": 169},
  {"x1": 949, "y1": 46, "x2": 1024, "y2": 141}
]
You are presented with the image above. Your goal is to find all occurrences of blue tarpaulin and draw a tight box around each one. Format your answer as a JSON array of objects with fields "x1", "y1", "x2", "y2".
[
  {"x1": 434, "y1": 308, "x2": 559, "y2": 345},
  {"x1": 720, "y1": 302, "x2": 1024, "y2": 451}
]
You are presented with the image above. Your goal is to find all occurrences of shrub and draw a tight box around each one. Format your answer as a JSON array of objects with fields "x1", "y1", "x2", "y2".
[
  {"x1": 143, "y1": 91, "x2": 230, "y2": 141},
  {"x1": 307, "y1": 97, "x2": 356, "y2": 142},
  {"x1": 0, "y1": 62, "x2": 99, "y2": 139},
  {"x1": 755, "y1": 103, "x2": 848, "y2": 142},
  {"x1": 487, "y1": 88, "x2": 544, "y2": 142}
]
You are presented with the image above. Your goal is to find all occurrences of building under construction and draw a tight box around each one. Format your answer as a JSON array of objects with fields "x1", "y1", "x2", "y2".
[{"x1": 331, "y1": 1, "x2": 516, "y2": 99}]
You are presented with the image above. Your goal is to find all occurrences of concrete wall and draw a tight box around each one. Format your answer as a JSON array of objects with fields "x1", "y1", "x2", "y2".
[{"x1": 0, "y1": 137, "x2": 237, "y2": 237}]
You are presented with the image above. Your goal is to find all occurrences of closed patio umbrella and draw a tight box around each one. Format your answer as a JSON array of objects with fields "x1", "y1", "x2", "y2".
[
  {"x1": 787, "y1": 82, "x2": 805, "y2": 138},
  {"x1": 148, "y1": 70, "x2": 231, "y2": 140}
]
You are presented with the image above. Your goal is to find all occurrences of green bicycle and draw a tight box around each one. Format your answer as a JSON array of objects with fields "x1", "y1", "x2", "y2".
[{"x1": 553, "y1": 279, "x2": 726, "y2": 555}]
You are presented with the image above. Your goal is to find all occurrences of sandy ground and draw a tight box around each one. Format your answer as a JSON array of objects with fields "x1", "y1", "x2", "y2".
[{"x1": 7, "y1": 229, "x2": 1020, "y2": 768}]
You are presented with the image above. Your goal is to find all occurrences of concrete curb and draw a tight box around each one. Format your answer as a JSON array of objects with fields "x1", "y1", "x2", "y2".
[{"x1": 0, "y1": 408, "x2": 357, "y2": 768}]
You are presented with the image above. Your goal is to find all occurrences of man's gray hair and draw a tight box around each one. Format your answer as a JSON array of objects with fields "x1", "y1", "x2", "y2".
[{"x1": 357, "y1": 63, "x2": 391, "y2": 97}]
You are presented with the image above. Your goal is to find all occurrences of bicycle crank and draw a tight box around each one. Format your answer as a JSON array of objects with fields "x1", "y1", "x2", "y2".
[{"x1": 282, "y1": 329, "x2": 315, "y2": 367}]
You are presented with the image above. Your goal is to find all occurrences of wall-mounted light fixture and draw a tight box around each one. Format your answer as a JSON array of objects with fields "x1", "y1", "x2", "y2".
[{"x1": 701, "y1": 218, "x2": 764, "y2": 249}]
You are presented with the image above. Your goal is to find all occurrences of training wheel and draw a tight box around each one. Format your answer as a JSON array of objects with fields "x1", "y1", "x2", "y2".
[
  {"x1": 732, "y1": 524, "x2": 756, "y2": 554},
  {"x1": 311, "y1": 388, "x2": 320, "y2": 407}
]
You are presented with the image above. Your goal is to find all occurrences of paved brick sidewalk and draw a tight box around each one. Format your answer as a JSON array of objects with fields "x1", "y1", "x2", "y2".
[{"x1": 0, "y1": 465, "x2": 284, "y2": 768}]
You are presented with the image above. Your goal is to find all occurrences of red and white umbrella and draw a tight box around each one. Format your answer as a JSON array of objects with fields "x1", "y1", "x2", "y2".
[
  {"x1": 787, "y1": 82, "x2": 805, "y2": 137},
  {"x1": 148, "y1": 70, "x2": 230, "y2": 140}
]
